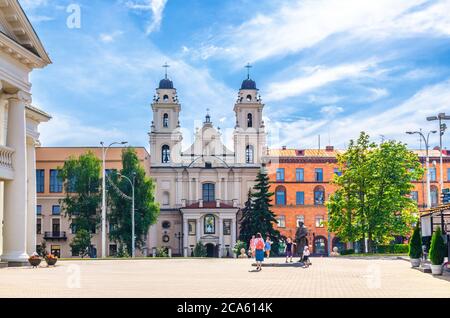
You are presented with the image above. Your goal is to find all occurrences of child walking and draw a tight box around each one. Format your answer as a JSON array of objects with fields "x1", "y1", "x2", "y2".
[
  {"x1": 264, "y1": 236, "x2": 273, "y2": 258},
  {"x1": 285, "y1": 237, "x2": 295, "y2": 263},
  {"x1": 249, "y1": 235, "x2": 256, "y2": 258},
  {"x1": 302, "y1": 245, "x2": 312, "y2": 268}
]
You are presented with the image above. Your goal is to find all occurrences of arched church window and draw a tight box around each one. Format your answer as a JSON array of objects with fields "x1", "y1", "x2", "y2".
[
  {"x1": 163, "y1": 113, "x2": 169, "y2": 128},
  {"x1": 202, "y1": 183, "x2": 215, "y2": 202},
  {"x1": 247, "y1": 113, "x2": 253, "y2": 128},
  {"x1": 161, "y1": 145, "x2": 170, "y2": 163},
  {"x1": 204, "y1": 214, "x2": 215, "y2": 234},
  {"x1": 246, "y1": 94, "x2": 252, "y2": 101},
  {"x1": 245, "y1": 145, "x2": 254, "y2": 164},
  {"x1": 163, "y1": 95, "x2": 169, "y2": 102}
]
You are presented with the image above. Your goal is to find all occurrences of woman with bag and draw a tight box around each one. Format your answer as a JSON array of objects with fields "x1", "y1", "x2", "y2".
[{"x1": 254, "y1": 233, "x2": 265, "y2": 271}]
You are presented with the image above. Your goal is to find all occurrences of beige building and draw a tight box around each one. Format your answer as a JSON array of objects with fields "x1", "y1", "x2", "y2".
[
  {"x1": 148, "y1": 73, "x2": 267, "y2": 257},
  {"x1": 0, "y1": 0, "x2": 51, "y2": 266},
  {"x1": 36, "y1": 147, "x2": 151, "y2": 258}
]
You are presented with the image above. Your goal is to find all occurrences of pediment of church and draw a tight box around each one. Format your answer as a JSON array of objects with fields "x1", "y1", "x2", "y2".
[{"x1": 0, "y1": 0, "x2": 51, "y2": 68}]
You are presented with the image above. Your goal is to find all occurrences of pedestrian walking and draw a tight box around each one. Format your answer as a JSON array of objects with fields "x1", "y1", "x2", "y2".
[
  {"x1": 285, "y1": 237, "x2": 295, "y2": 263},
  {"x1": 254, "y1": 233, "x2": 265, "y2": 271},
  {"x1": 249, "y1": 235, "x2": 256, "y2": 258},
  {"x1": 303, "y1": 245, "x2": 311, "y2": 268},
  {"x1": 264, "y1": 236, "x2": 273, "y2": 258}
]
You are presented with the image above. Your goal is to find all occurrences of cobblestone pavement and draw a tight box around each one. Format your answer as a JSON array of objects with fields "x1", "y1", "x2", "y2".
[{"x1": 0, "y1": 257, "x2": 448, "y2": 298}]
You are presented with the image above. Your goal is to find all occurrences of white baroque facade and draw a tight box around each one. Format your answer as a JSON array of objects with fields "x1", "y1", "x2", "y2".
[
  {"x1": 0, "y1": 0, "x2": 51, "y2": 266},
  {"x1": 148, "y1": 73, "x2": 267, "y2": 257}
]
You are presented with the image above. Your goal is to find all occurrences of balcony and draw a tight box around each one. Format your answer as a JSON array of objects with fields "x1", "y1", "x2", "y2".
[
  {"x1": 181, "y1": 199, "x2": 238, "y2": 209},
  {"x1": 44, "y1": 231, "x2": 67, "y2": 240},
  {"x1": 0, "y1": 145, "x2": 14, "y2": 180}
]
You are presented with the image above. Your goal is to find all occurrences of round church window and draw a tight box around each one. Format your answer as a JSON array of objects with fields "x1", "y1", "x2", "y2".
[
  {"x1": 162, "y1": 221, "x2": 171, "y2": 229},
  {"x1": 162, "y1": 235, "x2": 170, "y2": 243}
]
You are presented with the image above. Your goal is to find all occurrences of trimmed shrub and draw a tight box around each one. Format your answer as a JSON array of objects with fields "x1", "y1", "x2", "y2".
[
  {"x1": 393, "y1": 244, "x2": 409, "y2": 254},
  {"x1": 340, "y1": 249, "x2": 355, "y2": 255},
  {"x1": 429, "y1": 227, "x2": 446, "y2": 265},
  {"x1": 408, "y1": 226, "x2": 422, "y2": 259},
  {"x1": 193, "y1": 242, "x2": 207, "y2": 257},
  {"x1": 156, "y1": 247, "x2": 169, "y2": 257}
]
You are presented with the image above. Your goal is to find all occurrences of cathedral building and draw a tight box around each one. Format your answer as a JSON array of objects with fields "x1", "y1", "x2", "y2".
[{"x1": 148, "y1": 71, "x2": 267, "y2": 257}]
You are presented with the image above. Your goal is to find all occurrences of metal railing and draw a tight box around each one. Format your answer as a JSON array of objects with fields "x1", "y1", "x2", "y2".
[{"x1": 44, "y1": 231, "x2": 67, "y2": 240}]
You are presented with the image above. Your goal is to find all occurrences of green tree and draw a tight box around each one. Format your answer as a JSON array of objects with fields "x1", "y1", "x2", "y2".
[
  {"x1": 107, "y1": 148, "x2": 159, "y2": 254},
  {"x1": 238, "y1": 190, "x2": 254, "y2": 246},
  {"x1": 239, "y1": 168, "x2": 282, "y2": 254},
  {"x1": 70, "y1": 229, "x2": 91, "y2": 258},
  {"x1": 59, "y1": 151, "x2": 102, "y2": 249},
  {"x1": 327, "y1": 132, "x2": 423, "y2": 252},
  {"x1": 193, "y1": 242, "x2": 207, "y2": 257}
]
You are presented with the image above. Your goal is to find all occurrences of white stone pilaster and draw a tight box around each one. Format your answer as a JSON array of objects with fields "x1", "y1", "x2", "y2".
[
  {"x1": 1, "y1": 93, "x2": 29, "y2": 264},
  {"x1": 218, "y1": 217, "x2": 223, "y2": 258},
  {"x1": 183, "y1": 216, "x2": 188, "y2": 257},
  {"x1": 231, "y1": 217, "x2": 237, "y2": 258},
  {"x1": 196, "y1": 218, "x2": 201, "y2": 242},
  {"x1": 26, "y1": 138, "x2": 37, "y2": 255}
]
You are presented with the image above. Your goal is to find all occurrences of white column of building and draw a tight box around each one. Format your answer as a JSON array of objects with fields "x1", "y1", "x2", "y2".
[
  {"x1": 196, "y1": 218, "x2": 201, "y2": 243},
  {"x1": 231, "y1": 216, "x2": 237, "y2": 258},
  {"x1": 1, "y1": 93, "x2": 29, "y2": 264},
  {"x1": 217, "y1": 176, "x2": 222, "y2": 200},
  {"x1": 234, "y1": 177, "x2": 240, "y2": 204},
  {"x1": 218, "y1": 217, "x2": 223, "y2": 258},
  {"x1": 26, "y1": 137, "x2": 37, "y2": 255},
  {"x1": 175, "y1": 172, "x2": 182, "y2": 206},
  {"x1": 183, "y1": 216, "x2": 188, "y2": 257}
]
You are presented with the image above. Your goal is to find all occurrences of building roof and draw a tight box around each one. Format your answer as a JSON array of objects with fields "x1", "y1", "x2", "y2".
[
  {"x1": 241, "y1": 78, "x2": 257, "y2": 90},
  {"x1": 267, "y1": 148, "x2": 449, "y2": 159},
  {"x1": 158, "y1": 78, "x2": 174, "y2": 89}
]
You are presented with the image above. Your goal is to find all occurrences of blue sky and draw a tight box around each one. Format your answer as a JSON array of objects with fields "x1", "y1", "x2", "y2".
[{"x1": 21, "y1": 0, "x2": 450, "y2": 150}]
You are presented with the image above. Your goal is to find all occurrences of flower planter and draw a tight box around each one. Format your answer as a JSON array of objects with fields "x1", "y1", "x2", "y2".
[
  {"x1": 45, "y1": 257, "x2": 57, "y2": 266},
  {"x1": 28, "y1": 258, "x2": 41, "y2": 267},
  {"x1": 430, "y1": 264, "x2": 443, "y2": 275},
  {"x1": 410, "y1": 258, "x2": 421, "y2": 268}
]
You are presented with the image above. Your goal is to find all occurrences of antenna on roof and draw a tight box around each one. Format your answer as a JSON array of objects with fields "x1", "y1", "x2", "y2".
[{"x1": 318, "y1": 134, "x2": 321, "y2": 150}]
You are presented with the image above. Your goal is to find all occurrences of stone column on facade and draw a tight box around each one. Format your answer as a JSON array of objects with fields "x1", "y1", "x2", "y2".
[
  {"x1": 234, "y1": 177, "x2": 240, "y2": 205},
  {"x1": 217, "y1": 176, "x2": 222, "y2": 200},
  {"x1": 149, "y1": 223, "x2": 158, "y2": 252},
  {"x1": 183, "y1": 216, "x2": 188, "y2": 257},
  {"x1": 26, "y1": 137, "x2": 37, "y2": 256},
  {"x1": 1, "y1": 93, "x2": 29, "y2": 264},
  {"x1": 218, "y1": 217, "x2": 223, "y2": 258},
  {"x1": 196, "y1": 218, "x2": 201, "y2": 243},
  {"x1": 231, "y1": 217, "x2": 237, "y2": 258},
  {"x1": 175, "y1": 172, "x2": 182, "y2": 206}
]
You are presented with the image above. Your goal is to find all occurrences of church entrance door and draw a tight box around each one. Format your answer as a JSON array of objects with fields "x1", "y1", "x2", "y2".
[{"x1": 205, "y1": 243, "x2": 216, "y2": 257}]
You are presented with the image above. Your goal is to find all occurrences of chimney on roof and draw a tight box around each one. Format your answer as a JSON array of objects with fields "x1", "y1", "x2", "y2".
[
  {"x1": 282, "y1": 146, "x2": 287, "y2": 150},
  {"x1": 325, "y1": 145, "x2": 334, "y2": 152}
]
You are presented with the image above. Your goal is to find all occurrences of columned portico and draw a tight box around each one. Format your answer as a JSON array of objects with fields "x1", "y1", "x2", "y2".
[{"x1": 1, "y1": 94, "x2": 28, "y2": 264}]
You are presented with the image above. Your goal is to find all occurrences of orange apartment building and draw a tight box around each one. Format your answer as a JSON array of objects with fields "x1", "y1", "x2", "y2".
[
  {"x1": 35, "y1": 147, "x2": 150, "y2": 258},
  {"x1": 264, "y1": 146, "x2": 450, "y2": 256}
]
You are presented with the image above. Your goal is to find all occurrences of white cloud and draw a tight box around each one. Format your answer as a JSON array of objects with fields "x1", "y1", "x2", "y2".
[
  {"x1": 267, "y1": 79, "x2": 450, "y2": 149},
  {"x1": 126, "y1": 0, "x2": 168, "y2": 34},
  {"x1": 196, "y1": 0, "x2": 450, "y2": 64},
  {"x1": 265, "y1": 59, "x2": 378, "y2": 101},
  {"x1": 99, "y1": 31, "x2": 124, "y2": 43},
  {"x1": 364, "y1": 88, "x2": 390, "y2": 102},
  {"x1": 39, "y1": 113, "x2": 124, "y2": 146},
  {"x1": 19, "y1": 0, "x2": 48, "y2": 10},
  {"x1": 320, "y1": 105, "x2": 344, "y2": 117}
]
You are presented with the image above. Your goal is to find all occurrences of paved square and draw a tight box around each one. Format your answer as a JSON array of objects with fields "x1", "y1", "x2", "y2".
[{"x1": 0, "y1": 257, "x2": 448, "y2": 298}]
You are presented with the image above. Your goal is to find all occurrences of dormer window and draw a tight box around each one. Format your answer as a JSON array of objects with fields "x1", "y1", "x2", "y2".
[
  {"x1": 246, "y1": 94, "x2": 252, "y2": 101},
  {"x1": 163, "y1": 95, "x2": 169, "y2": 102},
  {"x1": 163, "y1": 113, "x2": 169, "y2": 128},
  {"x1": 247, "y1": 113, "x2": 253, "y2": 128}
]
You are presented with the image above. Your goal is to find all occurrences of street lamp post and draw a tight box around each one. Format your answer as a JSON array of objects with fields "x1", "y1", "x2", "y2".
[
  {"x1": 406, "y1": 130, "x2": 437, "y2": 208},
  {"x1": 118, "y1": 172, "x2": 136, "y2": 258},
  {"x1": 427, "y1": 113, "x2": 450, "y2": 197},
  {"x1": 100, "y1": 141, "x2": 127, "y2": 258}
]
